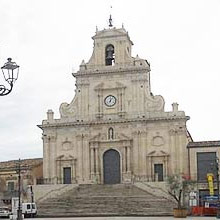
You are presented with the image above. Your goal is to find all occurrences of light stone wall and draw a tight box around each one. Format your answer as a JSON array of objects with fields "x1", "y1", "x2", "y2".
[{"x1": 39, "y1": 27, "x2": 190, "y2": 184}]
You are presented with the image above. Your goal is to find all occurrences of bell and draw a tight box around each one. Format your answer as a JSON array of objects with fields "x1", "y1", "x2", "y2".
[{"x1": 106, "y1": 53, "x2": 113, "y2": 59}]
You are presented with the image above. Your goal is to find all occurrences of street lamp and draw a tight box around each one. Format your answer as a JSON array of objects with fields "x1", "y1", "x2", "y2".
[
  {"x1": 16, "y1": 159, "x2": 22, "y2": 220},
  {"x1": 0, "y1": 58, "x2": 19, "y2": 96}
]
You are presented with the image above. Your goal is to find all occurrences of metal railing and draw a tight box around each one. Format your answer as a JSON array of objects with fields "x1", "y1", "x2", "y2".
[
  {"x1": 132, "y1": 174, "x2": 167, "y2": 183},
  {"x1": 36, "y1": 174, "x2": 218, "y2": 185},
  {"x1": 36, "y1": 177, "x2": 77, "y2": 185}
]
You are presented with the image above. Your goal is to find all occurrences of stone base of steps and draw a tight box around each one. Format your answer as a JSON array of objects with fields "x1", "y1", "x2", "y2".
[{"x1": 37, "y1": 184, "x2": 175, "y2": 217}]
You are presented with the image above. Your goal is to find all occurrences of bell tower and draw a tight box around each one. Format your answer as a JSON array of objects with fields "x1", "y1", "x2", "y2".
[
  {"x1": 85, "y1": 26, "x2": 134, "y2": 68},
  {"x1": 59, "y1": 24, "x2": 165, "y2": 120}
]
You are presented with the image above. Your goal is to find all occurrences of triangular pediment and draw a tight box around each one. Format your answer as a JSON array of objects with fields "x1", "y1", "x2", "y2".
[
  {"x1": 56, "y1": 154, "x2": 75, "y2": 160},
  {"x1": 147, "y1": 150, "x2": 169, "y2": 157}
]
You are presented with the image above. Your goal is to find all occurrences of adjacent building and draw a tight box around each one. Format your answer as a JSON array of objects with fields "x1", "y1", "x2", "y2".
[
  {"x1": 188, "y1": 141, "x2": 220, "y2": 204},
  {"x1": 0, "y1": 158, "x2": 43, "y2": 204}
]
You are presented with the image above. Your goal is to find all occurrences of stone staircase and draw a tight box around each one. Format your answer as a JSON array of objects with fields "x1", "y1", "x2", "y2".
[{"x1": 37, "y1": 184, "x2": 175, "y2": 217}]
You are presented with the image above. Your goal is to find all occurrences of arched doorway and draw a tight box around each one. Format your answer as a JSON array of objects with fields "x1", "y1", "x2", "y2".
[{"x1": 103, "y1": 149, "x2": 121, "y2": 184}]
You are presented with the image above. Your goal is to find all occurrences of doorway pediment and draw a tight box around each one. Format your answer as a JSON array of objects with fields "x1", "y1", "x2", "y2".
[
  {"x1": 147, "y1": 150, "x2": 169, "y2": 157},
  {"x1": 56, "y1": 154, "x2": 75, "y2": 161}
]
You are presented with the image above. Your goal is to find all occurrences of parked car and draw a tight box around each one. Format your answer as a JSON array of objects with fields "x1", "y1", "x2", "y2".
[{"x1": 0, "y1": 206, "x2": 11, "y2": 218}]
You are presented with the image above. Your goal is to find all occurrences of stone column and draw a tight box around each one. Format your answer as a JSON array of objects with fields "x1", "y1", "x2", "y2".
[
  {"x1": 71, "y1": 158, "x2": 76, "y2": 183},
  {"x1": 76, "y1": 135, "x2": 83, "y2": 182},
  {"x1": 132, "y1": 131, "x2": 139, "y2": 175},
  {"x1": 100, "y1": 91, "x2": 103, "y2": 116},
  {"x1": 42, "y1": 136, "x2": 50, "y2": 179},
  {"x1": 74, "y1": 159, "x2": 77, "y2": 182},
  {"x1": 123, "y1": 147, "x2": 127, "y2": 173},
  {"x1": 122, "y1": 88, "x2": 125, "y2": 113},
  {"x1": 149, "y1": 156, "x2": 153, "y2": 181},
  {"x1": 165, "y1": 156, "x2": 169, "y2": 177},
  {"x1": 178, "y1": 131, "x2": 186, "y2": 173},
  {"x1": 90, "y1": 146, "x2": 95, "y2": 175},
  {"x1": 58, "y1": 159, "x2": 61, "y2": 183},
  {"x1": 81, "y1": 134, "x2": 85, "y2": 181},
  {"x1": 169, "y1": 129, "x2": 177, "y2": 174},
  {"x1": 49, "y1": 136, "x2": 56, "y2": 183},
  {"x1": 95, "y1": 147, "x2": 99, "y2": 174},
  {"x1": 127, "y1": 146, "x2": 131, "y2": 173},
  {"x1": 140, "y1": 131, "x2": 147, "y2": 175},
  {"x1": 138, "y1": 131, "x2": 142, "y2": 176},
  {"x1": 83, "y1": 136, "x2": 89, "y2": 181},
  {"x1": 97, "y1": 94, "x2": 100, "y2": 115}
]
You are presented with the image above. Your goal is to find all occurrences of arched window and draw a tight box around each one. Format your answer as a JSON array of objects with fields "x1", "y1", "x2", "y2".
[
  {"x1": 105, "y1": 44, "x2": 115, "y2": 66},
  {"x1": 108, "y1": 127, "x2": 114, "y2": 140}
]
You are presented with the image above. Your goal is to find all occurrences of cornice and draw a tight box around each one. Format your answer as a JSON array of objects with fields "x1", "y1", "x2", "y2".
[
  {"x1": 38, "y1": 115, "x2": 190, "y2": 130},
  {"x1": 73, "y1": 66, "x2": 150, "y2": 78}
]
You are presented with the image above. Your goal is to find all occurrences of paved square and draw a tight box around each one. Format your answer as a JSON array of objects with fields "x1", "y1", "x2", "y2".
[{"x1": 29, "y1": 216, "x2": 217, "y2": 220}]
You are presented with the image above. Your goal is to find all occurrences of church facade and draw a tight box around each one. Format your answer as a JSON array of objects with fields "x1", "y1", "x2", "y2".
[{"x1": 39, "y1": 26, "x2": 190, "y2": 185}]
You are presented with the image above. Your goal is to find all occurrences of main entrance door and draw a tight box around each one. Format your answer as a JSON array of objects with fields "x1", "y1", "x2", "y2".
[
  {"x1": 103, "y1": 149, "x2": 121, "y2": 184},
  {"x1": 63, "y1": 167, "x2": 71, "y2": 184}
]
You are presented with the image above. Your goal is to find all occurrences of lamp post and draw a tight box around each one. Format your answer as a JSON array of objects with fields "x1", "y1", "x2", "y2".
[
  {"x1": 0, "y1": 58, "x2": 19, "y2": 96},
  {"x1": 16, "y1": 159, "x2": 22, "y2": 220}
]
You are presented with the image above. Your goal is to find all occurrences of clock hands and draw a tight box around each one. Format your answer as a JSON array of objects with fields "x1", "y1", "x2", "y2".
[{"x1": 105, "y1": 95, "x2": 116, "y2": 107}]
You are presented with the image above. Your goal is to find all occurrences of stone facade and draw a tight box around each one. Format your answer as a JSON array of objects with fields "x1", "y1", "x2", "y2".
[
  {"x1": 0, "y1": 158, "x2": 43, "y2": 204},
  {"x1": 39, "y1": 26, "x2": 190, "y2": 185}
]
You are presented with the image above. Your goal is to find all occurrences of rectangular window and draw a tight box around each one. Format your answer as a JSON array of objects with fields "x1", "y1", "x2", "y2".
[
  {"x1": 7, "y1": 182, "x2": 14, "y2": 191},
  {"x1": 197, "y1": 152, "x2": 217, "y2": 182}
]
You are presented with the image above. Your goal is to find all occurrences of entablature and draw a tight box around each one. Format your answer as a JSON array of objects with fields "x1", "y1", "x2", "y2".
[{"x1": 38, "y1": 114, "x2": 190, "y2": 129}]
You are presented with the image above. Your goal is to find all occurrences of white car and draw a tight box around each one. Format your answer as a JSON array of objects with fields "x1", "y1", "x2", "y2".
[
  {"x1": 0, "y1": 207, "x2": 11, "y2": 218},
  {"x1": 22, "y1": 203, "x2": 37, "y2": 218}
]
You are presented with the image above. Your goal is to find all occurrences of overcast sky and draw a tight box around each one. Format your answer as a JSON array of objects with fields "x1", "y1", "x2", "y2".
[{"x1": 0, "y1": 0, "x2": 220, "y2": 162}]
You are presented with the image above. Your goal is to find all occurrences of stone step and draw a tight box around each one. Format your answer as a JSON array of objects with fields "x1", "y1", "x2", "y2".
[{"x1": 37, "y1": 184, "x2": 175, "y2": 217}]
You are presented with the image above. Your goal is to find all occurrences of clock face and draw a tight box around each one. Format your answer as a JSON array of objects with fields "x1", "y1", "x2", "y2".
[{"x1": 104, "y1": 95, "x2": 116, "y2": 107}]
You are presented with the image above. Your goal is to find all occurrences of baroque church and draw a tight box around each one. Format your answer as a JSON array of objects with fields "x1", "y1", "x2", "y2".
[{"x1": 39, "y1": 22, "x2": 190, "y2": 185}]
